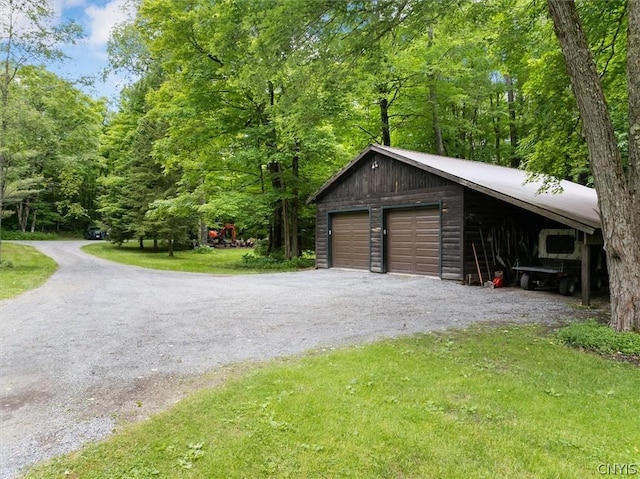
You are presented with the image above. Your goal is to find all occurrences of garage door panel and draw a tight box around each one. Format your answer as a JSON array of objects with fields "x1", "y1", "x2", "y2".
[
  {"x1": 415, "y1": 249, "x2": 439, "y2": 257},
  {"x1": 415, "y1": 244, "x2": 439, "y2": 254},
  {"x1": 331, "y1": 212, "x2": 370, "y2": 270},
  {"x1": 386, "y1": 208, "x2": 440, "y2": 276}
]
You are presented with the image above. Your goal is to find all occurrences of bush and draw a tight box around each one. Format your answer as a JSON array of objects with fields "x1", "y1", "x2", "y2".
[
  {"x1": 1, "y1": 231, "x2": 59, "y2": 241},
  {"x1": 236, "y1": 253, "x2": 315, "y2": 271},
  {"x1": 556, "y1": 321, "x2": 640, "y2": 356},
  {"x1": 253, "y1": 239, "x2": 270, "y2": 257}
]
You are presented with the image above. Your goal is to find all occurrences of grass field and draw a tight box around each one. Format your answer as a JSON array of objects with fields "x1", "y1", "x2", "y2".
[
  {"x1": 82, "y1": 241, "x2": 310, "y2": 274},
  {"x1": 0, "y1": 243, "x2": 57, "y2": 300},
  {"x1": 23, "y1": 325, "x2": 640, "y2": 478}
]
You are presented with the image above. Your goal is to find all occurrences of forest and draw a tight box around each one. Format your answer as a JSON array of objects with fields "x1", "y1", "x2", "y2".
[
  {"x1": 1, "y1": 0, "x2": 638, "y2": 332},
  {"x1": 0, "y1": 0, "x2": 627, "y2": 249}
]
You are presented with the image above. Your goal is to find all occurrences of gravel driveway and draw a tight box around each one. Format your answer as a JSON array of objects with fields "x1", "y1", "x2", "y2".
[{"x1": 1, "y1": 241, "x2": 580, "y2": 478}]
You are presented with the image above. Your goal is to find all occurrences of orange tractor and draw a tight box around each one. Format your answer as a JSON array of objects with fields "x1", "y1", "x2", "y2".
[{"x1": 207, "y1": 223, "x2": 237, "y2": 247}]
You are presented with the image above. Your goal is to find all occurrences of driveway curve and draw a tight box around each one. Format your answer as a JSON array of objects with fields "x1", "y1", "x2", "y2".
[{"x1": 1, "y1": 241, "x2": 579, "y2": 478}]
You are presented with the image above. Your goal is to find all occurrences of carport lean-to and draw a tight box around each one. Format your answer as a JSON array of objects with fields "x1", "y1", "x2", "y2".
[{"x1": 309, "y1": 144, "x2": 605, "y2": 306}]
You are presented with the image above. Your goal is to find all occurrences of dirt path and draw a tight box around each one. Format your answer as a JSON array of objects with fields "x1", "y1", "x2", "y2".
[{"x1": 0, "y1": 241, "x2": 582, "y2": 478}]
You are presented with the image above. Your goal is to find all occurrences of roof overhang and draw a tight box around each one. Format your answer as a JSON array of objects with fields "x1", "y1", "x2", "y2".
[{"x1": 309, "y1": 144, "x2": 601, "y2": 235}]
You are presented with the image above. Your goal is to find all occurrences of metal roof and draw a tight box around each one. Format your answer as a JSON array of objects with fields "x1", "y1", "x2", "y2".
[{"x1": 310, "y1": 144, "x2": 601, "y2": 234}]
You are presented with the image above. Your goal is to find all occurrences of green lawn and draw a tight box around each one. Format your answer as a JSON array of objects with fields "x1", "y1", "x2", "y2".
[
  {"x1": 82, "y1": 241, "x2": 310, "y2": 274},
  {"x1": 0, "y1": 243, "x2": 57, "y2": 300},
  {"x1": 23, "y1": 325, "x2": 640, "y2": 478}
]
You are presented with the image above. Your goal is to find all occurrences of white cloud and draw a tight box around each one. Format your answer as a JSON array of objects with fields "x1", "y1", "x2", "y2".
[
  {"x1": 64, "y1": 0, "x2": 87, "y2": 7},
  {"x1": 50, "y1": 0, "x2": 87, "y2": 22},
  {"x1": 86, "y1": 0, "x2": 136, "y2": 48}
]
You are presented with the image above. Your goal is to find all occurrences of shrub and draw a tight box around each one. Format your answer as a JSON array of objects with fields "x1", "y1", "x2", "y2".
[
  {"x1": 1, "y1": 231, "x2": 59, "y2": 241},
  {"x1": 556, "y1": 321, "x2": 640, "y2": 356},
  {"x1": 290, "y1": 255, "x2": 315, "y2": 269},
  {"x1": 253, "y1": 239, "x2": 270, "y2": 257},
  {"x1": 236, "y1": 253, "x2": 315, "y2": 271}
]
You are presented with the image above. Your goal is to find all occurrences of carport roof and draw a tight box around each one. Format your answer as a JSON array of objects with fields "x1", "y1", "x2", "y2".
[{"x1": 309, "y1": 144, "x2": 601, "y2": 234}]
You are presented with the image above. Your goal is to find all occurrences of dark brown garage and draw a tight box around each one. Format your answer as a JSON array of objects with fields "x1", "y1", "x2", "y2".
[{"x1": 309, "y1": 144, "x2": 603, "y2": 305}]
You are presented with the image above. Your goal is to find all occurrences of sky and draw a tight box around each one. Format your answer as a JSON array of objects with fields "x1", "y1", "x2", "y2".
[{"x1": 48, "y1": 0, "x2": 138, "y2": 104}]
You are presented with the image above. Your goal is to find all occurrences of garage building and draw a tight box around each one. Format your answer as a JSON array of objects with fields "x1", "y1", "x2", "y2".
[{"x1": 309, "y1": 145, "x2": 603, "y2": 304}]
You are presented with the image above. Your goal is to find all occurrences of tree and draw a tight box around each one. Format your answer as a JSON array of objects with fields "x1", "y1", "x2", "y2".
[
  {"x1": 0, "y1": 0, "x2": 82, "y2": 258},
  {"x1": 98, "y1": 71, "x2": 175, "y2": 247},
  {"x1": 547, "y1": 0, "x2": 639, "y2": 332},
  {"x1": 145, "y1": 195, "x2": 198, "y2": 256},
  {"x1": 0, "y1": 65, "x2": 105, "y2": 234},
  {"x1": 0, "y1": 161, "x2": 44, "y2": 231},
  {"x1": 21, "y1": 67, "x2": 105, "y2": 231},
  {"x1": 134, "y1": 0, "x2": 352, "y2": 258},
  {"x1": 100, "y1": 0, "x2": 634, "y2": 306}
]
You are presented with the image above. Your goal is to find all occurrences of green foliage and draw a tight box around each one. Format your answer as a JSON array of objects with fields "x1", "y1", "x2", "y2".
[
  {"x1": 557, "y1": 321, "x2": 640, "y2": 356},
  {"x1": 23, "y1": 326, "x2": 640, "y2": 478},
  {"x1": 252, "y1": 239, "x2": 270, "y2": 257},
  {"x1": 91, "y1": 0, "x2": 630, "y2": 266},
  {"x1": 144, "y1": 195, "x2": 199, "y2": 255},
  {"x1": 1, "y1": 0, "x2": 628, "y2": 263},
  {"x1": 236, "y1": 253, "x2": 315, "y2": 271},
  {"x1": 0, "y1": 231, "x2": 59, "y2": 241},
  {"x1": 1, "y1": 65, "x2": 105, "y2": 236}
]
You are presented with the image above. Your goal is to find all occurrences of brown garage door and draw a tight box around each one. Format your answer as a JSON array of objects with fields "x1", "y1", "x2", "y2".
[
  {"x1": 386, "y1": 208, "x2": 440, "y2": 276},
  {"x1": 331, "y1": 211, "x2": 370, "y2": 270}
]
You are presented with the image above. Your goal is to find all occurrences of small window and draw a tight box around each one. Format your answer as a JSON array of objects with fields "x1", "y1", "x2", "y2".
[{"x1": 546, "y1": 235, "x2": 575, "y2": 254}]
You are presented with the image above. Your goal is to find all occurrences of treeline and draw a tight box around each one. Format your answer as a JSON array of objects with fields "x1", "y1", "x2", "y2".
[{"x1": 1, "y1": 0, "x2": 628, "y2": 257}]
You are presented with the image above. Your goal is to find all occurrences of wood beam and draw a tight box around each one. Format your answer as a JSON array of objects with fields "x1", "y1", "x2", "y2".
[{"x1": 581, "y1": 242, "x2": 591, "y2": 306}]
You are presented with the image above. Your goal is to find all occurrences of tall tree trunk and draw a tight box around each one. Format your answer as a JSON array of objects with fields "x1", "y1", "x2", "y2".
[
  {"x1": 468, "y1": 106, "x2": 478, "y2": 160},
  {"x1": 264, "y1": 81, "x2": 284, "y2": 255},
  {"x1": 548, "y1": 0, "x2": 640, "y2": 332},
  {"x1": 379, "y1": 96, "x2": 391, "y2": 146},
  {"x1": 268, "y1": 161, "x2": 283, "y2": 254},
  {"x1": 505, "y1": 74, "x2": 520, "y2": 168},
  {"x1": 491, "y1": 94, "x2": 501, "y2": 164},
  {"x1": 430, "y1": 84, "x2": 444, "y2": 155},
  {"x1": 199, "y1": 219, "x2": 208, "y2": 247},
  {"x1": 283, "y1": 198, "x2": 291, "y2": 259},
  {"x1": 199, "y1": 177, "x2": 208, "y2": 245},
  {"x1": 290, "y1": 149, "x2": 300, "y2": 257},
  {"x1": 17, "y1": 200, "x2": 30, "y2": 233},
  {"x1": 627, "y1": 0, "x2": 640, "y2": 239},
  {"x1": 458, "y1": 104, "x2": 467, "y2": 158},
  {"x1": 30, "y1": 209, "x2": 36, "y2": 233},
  {"x1": 427, "y1": 27, "x2": 444, "y2": 155}
]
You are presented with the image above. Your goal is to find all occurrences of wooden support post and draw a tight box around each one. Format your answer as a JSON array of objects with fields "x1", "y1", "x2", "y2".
[{"x1": 581, "y1": 242, "x2": 591, "y2": 307}]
